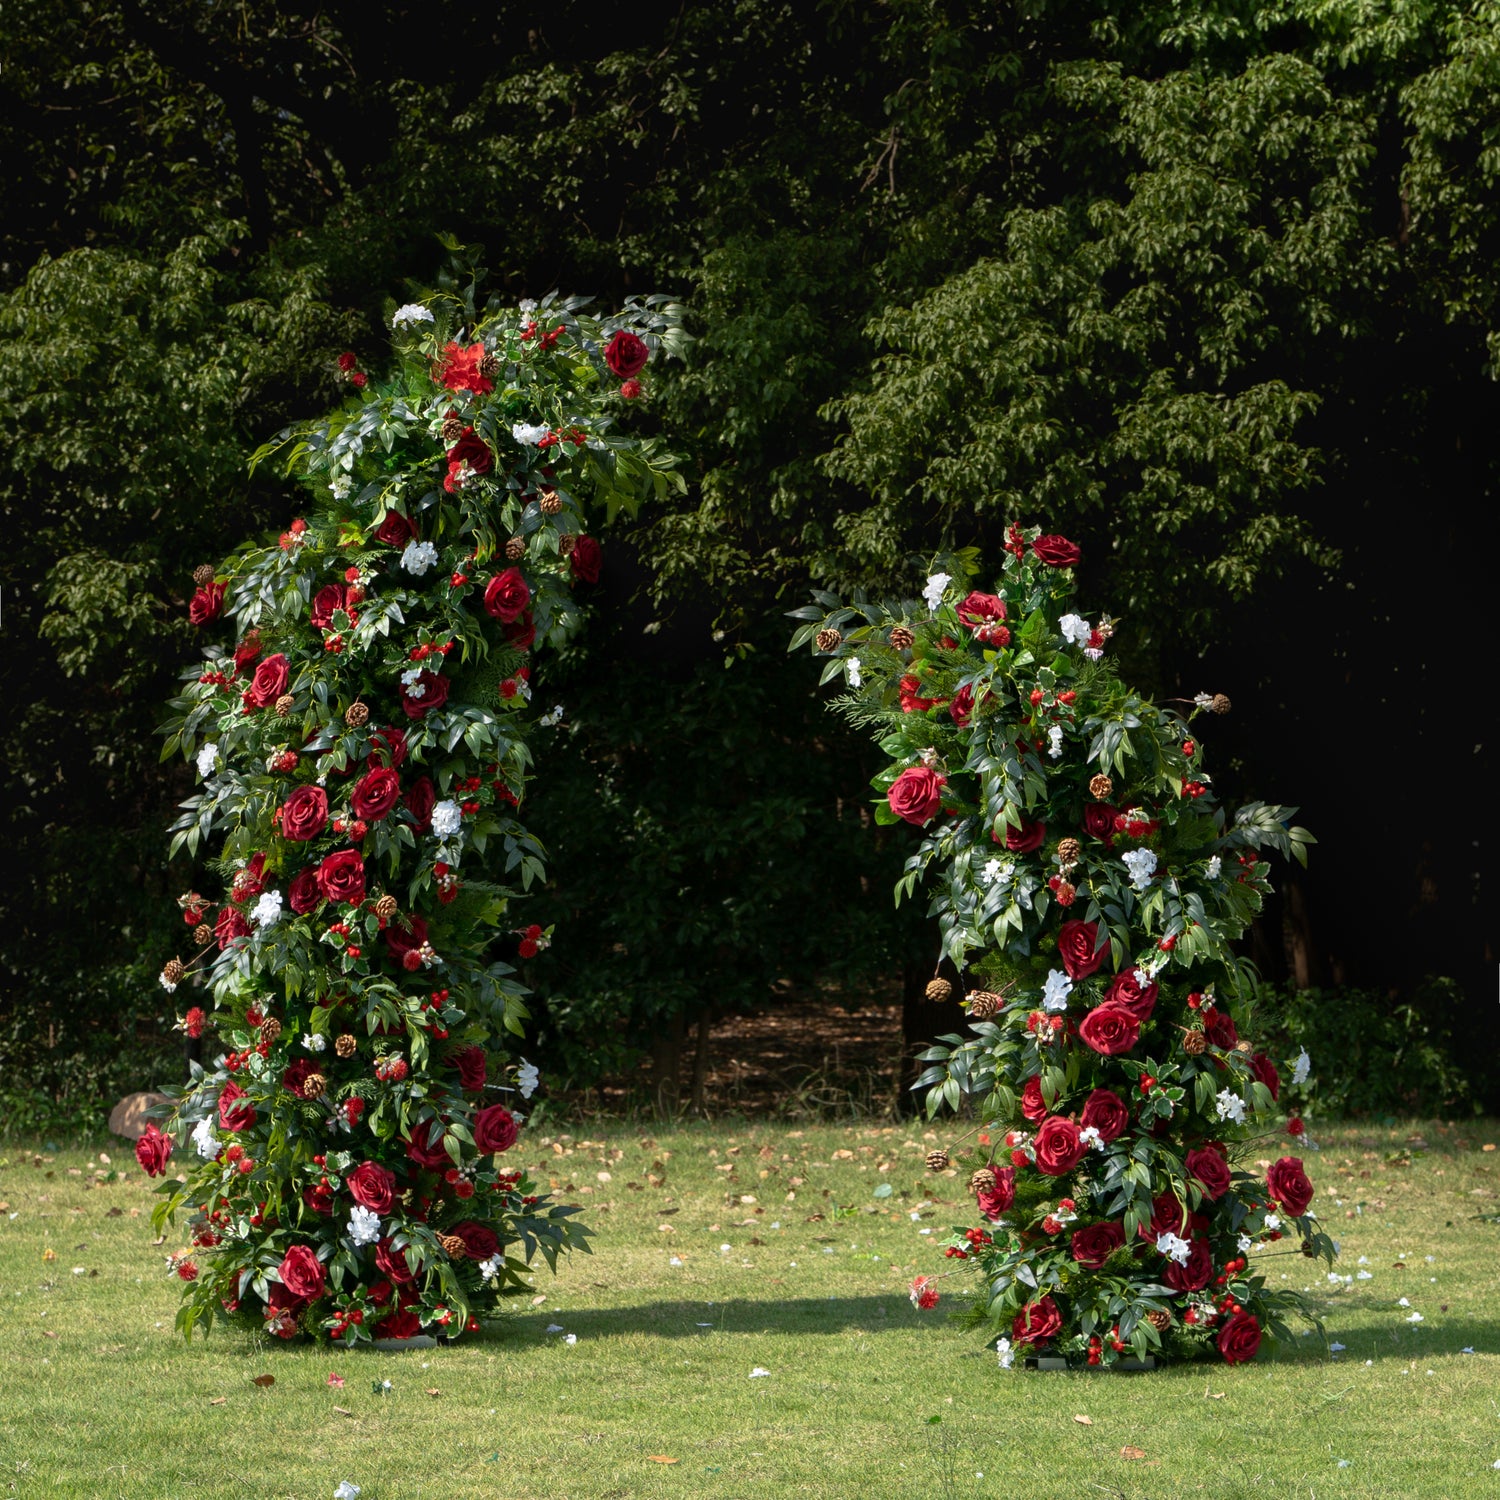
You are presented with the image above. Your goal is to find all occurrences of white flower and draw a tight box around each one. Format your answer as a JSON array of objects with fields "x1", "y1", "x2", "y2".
[
  {"x1": 1058, "y1": 613, "x2": 1091, "y2": 647},
  {"x1": 1193, "y1": 692, "x2": 1214, "y2": 708},
  {"x1": 334, "y1": 1483, "x2": 362, "y2": 1500},
  {"x1": 191, "y1": 1116, "x2": 220, "y2": 1159},
  {"x1": 1264, "y1": 1213, "x2": 1281, "y2": 1232},
  {"x1": 922, "y1": 572, "x2": 952, "y2": 613},
  {"x1": 159, "y1": 972, "x2": 178, "y2": 993},
  {"x1": 1292, "y1": 1048, "x2": 1312, "y2": 1085},
  {"x1": 518, "y1": 298, "x2": 538, "y2": 313},
  {"x1": 1357, "y1": 1270, "x2": 1373, "y2": 1280},
  {"x1": 1047, "y1": 724, "x2": 1064, "y2": 759},
  {"x1": 430, "y1": 800, "x2": 463, "y2": 838},
  {"x1": 517, "y1": 1060, "x2": 540, "y2": 1099},
  {"x1": 1406, "y1": 1311, "x2": 1424, "y2": 1323},
  {"x1": 996, "y1": 1337, "x2": 1014, "y2": 1370},
  {"x1": 1206, "y1": 855, "x2": 1222, "y2": 879},
  {"x1": 564, "y1": 1333, "x2": 578, "y2": 1345},
  {"x1": 1078, "y1": 1125, "x2": 1105, "y2": 1152},
  {"x1": 1237, "y1": 1233, "x2": 1253, "y2": 1254},
  {"x1": 196, "y1": 742, "x2": 219, "y2": 778},
  {"x1": 328, "y1": 475, "x2": 353, "y2": 500},
  {"x1": 400, "y1": 666, "x2": 426, "y2": 697},
  {"x1": 478, "y1": 1255, "x2": 502, "y2": 1278},
  {"x1": 347, "y1": 1206, "x2": 381, "y2": 1247},
  {"x1": 401, "y1": 539, "x2": 439, "y2": 576},
  {"x1": 749, "y1": 1366, "x2": 770, "y2": 1378},
  {"x1": 845, "y1": 656, "x2": 862, "y2": 688},
  {"x1": 512, "y1": 421, "x2": 550, "y2": 446},
  {"x1": 1155, "y1": 1231, "x2": 1192, "y2": 1265},
  {"x1": 1121, "y1": 847, "x2": 1158, "y2": 891},
  {"x1": 250, "y1": 891, "x2": 284, "y2": 928},
  {"x1": 981, "y1": 857, "x2": 1009, "y2": 886},
  {"x1": 303, "y1": 1033, "x2": 327, "y2": 1053},
  {"x1": 539, "y1": 704, "x2": 565, "y2": 728},
  {"x1": 1215, "y1": 1090, "x2": 1247, "y2": 1124},
  {"x1": 391, "y1": 302, "x2": 434, "y2": 329},
  {"x1": 1041, "y1": 969, "x2": 1073, "y2": 1013}
]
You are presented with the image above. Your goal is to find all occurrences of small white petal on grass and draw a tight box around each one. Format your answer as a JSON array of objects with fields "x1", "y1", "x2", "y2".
[
  {"x1": 564, "y1": 1334, "x2": 577, "y2": 1345},
  {"x1": 545, "y1": 1324, "x2": 565, "y2": 1334},
  {"x1": 749, "y1": 1367, "x2": 770, "y2": 1378},
  {"x1": 1329, "y1": 1342, "x2": 1346, "y2": 1352},
  {"x1": 1397, "y1": 1297, "x2": 1410, "y2": 1307},
  {"x1": 1406, "y1": 1312, "x2": 1424, "y2": 1323},
  {"x1": 669, "y1": 1256, "x2": 683, "y2": 1267},
  {"x1": 334, "y1": 1485, "x2": 361, "y2": 1500}
]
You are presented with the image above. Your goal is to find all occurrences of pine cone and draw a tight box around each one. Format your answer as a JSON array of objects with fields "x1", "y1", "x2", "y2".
[
  {"x1": 479, "y1": 354, "x2": 501, "y2": 379},
  {"x1": 1145, "y1": 1309, "x2": 1172, "y2": 1333},
  {"x1": 1300, "y1": 1238, "x2": 1317, "y2": 1258},
  {"x1": 1182, "y1": 1030, "x2": 1207, "y2": 1056},
  {"x1": 1056, "y1": 837, "x2": 1082, "y2": 867},
  {"x1": 1088, "y1": 773, "x2": 1113, "y2": 800},
  {"x1": 192, "y1": 564, "x2": 215, "y2": 587},
  {"x1": 538, "y1": 490, "x2": 563, "y2": 515},
  {"x1": 301, "y1": 1073, "x2": 327, "y2": 1100},
  {"x1": 344, "y1": 702, "x2": 370, "y2": 729},
  {"x1": 968, "y1": 1167, "x2": 997, "y2": 1196},
  {"x1": 966, "y1": 990, "x2": 1003, "y2": 1020},
  {"x1": 815, "y1": 627, "x2": 843, "y2": 652},
  {"x1": 162, "y1": 958, "x2": 185, "y2": 985},
  {"x1": 889, "y1": 626, "x2": 915, "y2": 650},
  {"x1": 924, "y1": 977, "x2": 952, "y2": 1004},
  {"x1": 440, "y1": 1233, "x2": 468, "y2": 1259},
  {"x1": 441, "y1": 412, "x2": 465, "y2": 442},
  {"x1": 259, "y1": 1018, "x2": 282, "y2": 1045},
  {"x1": 193, "y1": 925, "x2": 214, "y2": 947},
  {"x1": 274, "y1": 694, "x2": 295, "y2": 717},
  {"x1": 1234, "y1": 1040, "x2": 1253, "y2": 1055},
  {"x1": 505, "y1": 536, "x2": 526, "y2": 560},
  {"x1": 925, "y1": 1149, "x2": 950, "y2": 1172},
  {"x1": 1210, "y1": 693, "x2": 1231, "y2": 715},
  {"x1": 374, "y1": 895, "x2": 398, "y2": 922},
  {"x1": 558, "y1": 532, "x2": 577, "y2": 556},
  {"x1": 335, "y1": 1034, "x2": 358, "y2": 1059}
]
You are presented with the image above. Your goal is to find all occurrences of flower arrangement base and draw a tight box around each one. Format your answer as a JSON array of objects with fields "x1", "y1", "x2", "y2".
[
  {"x1": 1025, "y1": 1354, "x2": 1158, "y2": 1372},
  {"x1": 370, "y1": 1335, "x2": 442, "y2": 1352}
]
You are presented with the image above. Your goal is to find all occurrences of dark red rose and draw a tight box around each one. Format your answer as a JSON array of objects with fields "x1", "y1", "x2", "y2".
[
  {"x1": 1003, "y1": 818, "x2": 1047, "y2": 853},
  {"x1": 1080, "y1": 1087, "x2": 1130, "y2": 1143},
  {"x1": 1078, "y1": 1003, "x2": 1141, "y2": 1057},
  {"x1": 948, "y1": 684, "x2": 976, "y2": 728},
  {"x1": 1142, "y1": 1191, "x2": 1187, "y2": 1242},
  {"x1": 303, "y1": 1180, "x2": 335, "y2": 1215},
  {"x1": 214, "y1": 906, "x2": 250, "y2": 950},
  {"x1": 405, "y1": 1117, "x2": 452, "y2": 1169},
  {"x1": 1186, "y1": 1147, "x2": 1232, "y2": 1201},
  {"x1": 370, "y1": 725, "x2": 408, "y2": 768},
  {"x1": 451, "y1": 1220, "x2": 500, "y2": 1261},
  {"x1": 887, "y1": 767, "x2": 945, "y2": 825},
  {"x1": 134, "y1": 1123, "x2": 172, "y2": 1176},
  {"x1": 265, "y1": 1279, "x2": 304, "y2": 1318},
  {"x1": 279, "y1": 785, "x2": 329, "y2": 842},
  {"x1": 503, "y1": 611, "x2": 537, "y2": 651},
  {"x1": 288, "y1": 868, "x2": 323, "y2": 915},
  {"x1": 246, "y1": 653, "x2": 290, "y2": 709},
  {"x1": 217, "y1": 1081, "x2": 257, "y2": 1133},
  {"x1": 403, "y1": 775, "x2": 435, "y2": 832},
  {"x1": 351, "y1": 766, "x2": 401, "y2": 822},
  {"x1": 188, "y1": 582, "x2": 225, "y2": 626},
  {"x1": 316, "y1": 848, "x2": 366, "y2": 906},
  {"x1": 1057, "y1": 919, "x2": 1106, "y2": 980},
  {"x1": 473, "y1": 1104, "x2": 519, "y2": 1154},
  {"x1": 1103, "y1": 970, "x2": 1158, "y2": 1022},
  {"x1": 570, "y1": 535, "x2": 601, "y2": 584},
  {"x1": 1069, "y1": 1219, "x2": 1125, "y2": 1269},
  {"x1": 374, "y1": 510, "x2": 417, "y2": 548},
  {"x1": 445, "y1": 426, "x2": 493, "y2": 494},
  {"x1": 1249, "y1": 1052, "x2": 1281, "y2": 1101},
  {"x1": 1266, "y1": 1156, "x2": 1314, "y2": 1218},
  {"x1": 1020, "y1": 1076, "x2": 1047, "y2": 1122},
  {"x1": 233, "y1": 631, "x2": 261, "y2": 674},
  {"x1": 347, "y1": 1160, "x2": 397, "y2": 1214},
  {"x1": 452, "y1": 1045, "x2": 487, "y2": 1092},
  {"x1": 483, "y1": 567, "x2": 531, "y2": 624},
  {"x1": 603, "y1": 329, "x2": 649, "y2": 378},
  {"x1": 278, "y1": 1243, "x2": 326, "y2": 1302},
  {"x1": 310, "y1": 584, "x2": 348, "y2": 630},
  {"x1": 1216, "y1": 1310, "x2": 1262, "y2": 1365},
  {"x1": 977, "y1": 1166, "x2": 1016, "y2": 1221},
  {"x1": 384, "y1": 914, "x2": 428, "y2": 967},
  {"x1": 439, "y1": 340, "x2": 493, "y2": 394},
  {"x1": 1012, "y1": 1294, "x2": 1062, "y2": 1347},
  {"x1": 374, "y1": 1307, "x2": 423, "y2": 1340},
  {"x1": 1204, "y1": 1006, "x2": 1239, "y2": 1050},
  {"x1": 955, "y1": 591, "x2": 1007, "y2": 633},
  {"x1": 282, "y1": 1058, "x2": 318, "y2": 1097},
  {"x1": 400, "y1": 669, "x2": 449, "y2": 719},
  {"x1": 1165, "y1": 1236, "x2": 1214, "y2": 1292},
  {"x1": 1033, "y1": 1115, "x2": 1086, "y2": 1176},
  {"x1": 374, "y1": 1238, "x2": 419, "y2": 1284},
  {"x1": 1082, "y1": 804, "x2": 1117, "y2": 842},
  {"x1": 1032, "y1": 534, "x2": 1081, "y2": 567}
]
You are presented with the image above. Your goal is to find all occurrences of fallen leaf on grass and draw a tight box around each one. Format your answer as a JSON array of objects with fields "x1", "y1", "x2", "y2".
[
  {"x1": 332, "y1": 1407, "x2": 355, "y2": 1418},
  {"x1": 1121, "y1": 1447, "x2": 1148, "y2": 1460},
  {"x1": 208, "y1": 1397, "x2": 226, "y2": 1407},
  {"x1": 251, "y1": 1374, "x2": 275, "y2": 1388},
  {"x1": 42, "y1": 1331, "x2": 58, "y2": 1340},
  {"x1": 1073, "y1": 1415, "x2": 1094, "y2": 1426},
  {"x1": 41, "y1": 1249, "x2": 56, "y2": 1262},
  {"x1": 647, "y1": 1456, "x2": 679, "y2": 1465},
  {"x1": 327, "y1": 1373, "x2": 345, "y2": 1388},
  {"x1": 106, "y1": 1208, "x2": 123, "y2": 1218},
  {"x1": 425, "y1": 1388, "x2": 441, "y2": 1397},
  {"x1": 1482, "y1": 1143, "x2": 1495, "y2": 1152}
]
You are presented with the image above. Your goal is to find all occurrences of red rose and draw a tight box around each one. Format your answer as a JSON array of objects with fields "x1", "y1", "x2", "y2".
[
  {"x1": 246, "y1": 653, "x2": 290, "y2": 709},
  {"x1": 451, "y1": 1220, "x2": 500, "y2": 1261},
  {"x1": 955, "y1": 591, "x2": 1007, "y2": 634},
  {"x1": 384, "y1": 914, "x2": 428, "y2": 967},
  {"x1": 899, "y1": 674, "x2": 938, "y2": 713},
  {"x1": 1185, "y1": 1147, "x2": 1232, "y2": 1201},
  {"x1": 445, "y1": 426, "x2": 493, "y2": 494},
  {"x1": 1164, "y1": 1236, "x2": 1214, "y2": 1292},
  {"x1": 1057, "y1": 919, "x2": 1106, "y2": 980},
  {"x1": 351, "y1": 766, "x2": 401, "y2": 822},
  {"x1": 309, "y1": 584, "x2": 348, "y2": 630},
  {"x1": 282, "y1": 1058, "x2": 318, "y2": 1096},
  {"x1": 188, "y1": 582, "x2": 225, "y2": 626},
  {"x1": 287, "y1": 868, "x2": 322, "y2": 915},
  {"x1": 400, "y1": 669, "x2": 449, "y2": 719},
  {"x1": 1249, "y1": 1053, "x2": 1281, "y2": 1100},
  {"x1": 1079, "y1": 1087, "x2": 1130, "y2": 1143},
  {"x1": 483, "y1": 568, "x2": 531, "y2": 624},
  {"x1": 503, "y1": 611, "x2": 537, "y2": 651},
  {"x1": 280, "y1": 785, "x2": 329, "y2": 843},
  {"x1": 217, "y1": 1082, "x2": 257, "y2": 1133},
  {"x1": 370, "y1": 725, "x2": 408, "y2": 768},
  {"x1": 452, "y1": 1045, "x2": 487, "y2": 1092},
  {"x1": 473, "y1": 1104, "x2": 519, "y2": 1154},
  {"x1": 1142, "y1": 1191, "x2": 1187, "y2": 1243},
  {"x1": 403, "y1": 775, "x2": 435, "y2": 832},
  {"x1": 374, "y1": 510, "x2": 417, "y2": 548},
  {"x1": 1069, "y1": 1220, "x2": 1125, "y2": 1269},
  {"x1": 1003, "y1": 818, "x2": 1047, "y2": 853},
  {"x1": 1020, "y1": 1076, "x2": 1047, "y2": 1122},
  {"x1": 374, "y1": 1307, "x2": 423, "y2": 1340},
  {"x1": 438, "y1": 341, "x2": 494, "y2": 394},
  {"x1": 347, "y1": 1160, "x2": 397, "y2": 1214},
  {"x1": 278, "y1": 1243, "x2": 326, "y2": 1302},
  {"x1": 1078, "y1": 1003, "x2": 1141, "y2": 1057},
  {"x1": 406, "y1": 1117, "x2": 452, "y2": 1170},
  {"x1": 1012, "y1": 1294, "x2": 1062, "y2": 1347},
  {"x1": 977, "y1": 1166, "x2": 1016, "y2": 1221},
  {"x1": 1204, "y1": 1007, "x2": 1239, "y2": 1050},
  {"x1": 374, "y1": 1238, "x2": 419, "y2": 1284},
  {"x1": 214, "y1": 906, "x2": 250, "y2": 949},
  {"x1": 134, "y1": 1122, "x2": 172, "y2": 1177},
  {"x1": 947, "y1": 684, "x2": 976, "y2": 728},
  {"x1": 887, "y1": 766, "x2": 945, "y2": 825},
  {"x1": 1032, "y1": 534, "x2": 1081, "y2": 567},
  {"x1": 316, "y1": 848, "x2": 366, "y2": 906},
  {"x1": 1266, "y1": 1156, "x2": 1314, "y2": 1217},
  {"x1": 1033, "y1": 1115, "x2": 1086, "y2": 1176},
  {"x1": 570, "y1": 535, "x2": 602, "y2": 584},
  {"x1": 1216, "y1": 1310, "x2": 1262, "y2": 1365},
  {"x1": 1103, "y1": 970, "x2": 1158, "y2": 1022},
  {"x1": 1082, "y1": 804, "x2": 1117, "y2": 843},
  {"x1": 603, "y1": 329, "x2": 649, "y2": 378},
  {"x1": 233, "y1": 632, "x2": 261, "y2": 674}
]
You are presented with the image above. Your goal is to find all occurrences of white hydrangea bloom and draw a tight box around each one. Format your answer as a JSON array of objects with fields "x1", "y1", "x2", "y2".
[
  {"x1": 1264, "y1": 1212, "x2": 1281, "y2": 1232},
  {"x1": 334, "y1": 1482, "x2": 362, "y2": 1500},
  {"x1": 1156, "y1": 1231, "x2": 1192, "y2": 1265},
  {"x1": 996, "y1": 1337, "x2": 1014, "y2": 1370},
  {"x1": 1047, "y1": 724, "x2": 1064, "y2": 759},
  {"x1": 1237, "y1": 1233, "x2": 1253, "y2": 1254},
  {"x1": 1292, "y1": 1048, "x2": 1312, "y2": 1085},
  {"x1": 1121, "y1": 848, "x2": 1158, "y2": 891},
  {"x1": 922, "y1": 572, "x2": 952, "y2": 613},
  {"x1": 400, "y1": 539, "x2": 439, "y2": 576},
  {"x1": 845, "y1": 656, "x2": 862, "y2": 688},
  {"x1": 512, "y1": 421, "x2": 550, "y2": 445},
  {"x1": 518, "y1": 298, "x2": 538, "y2": 313},
  {"x1": 1079, "y1": 1125, "x2": 1105, "y2": 1152},
  {"x1": 1215, "y1": 1089, "x2": 1248, "y2": 1124},
  {"x1": 391, "y1": 302, "x2": 435, "y2": 329},
  {"x1": 400, "y1": 666, "x2": 426, "y2": 698},
  {"x1": 196, "y1": 742, "x2": 219, "y2": 778},
  {"x1": 431, "y1": 800, "x2": 463, "y2": 838},
  {"x1": 1194, "y1": 692, "x2": 1215, "y2": 708},
  {"x1": 980, "y1": 857, "x2": 1007, "y2": 886},
  {"x1": 1206, "y1": 855, "x2": 1222, "y2": 879},
  {"x1": 478, "y1": 1254, "x2": 503, "y2": 1278},
  {"x1": 1041, "y1": 969, "x2": 1073, "y2": 1013},
  {"x1": 191, "y1": 1116, "x2": 220, "y2": 1159},
  {"x1": 250, "y1": 890, "x2": 284, "y2": 928},
  {"x1": 1058, "y1": 613, "x2": 1091, "y2": 647},
  {"x1": 517, "y1": 1060, "x2": 540, "y2": 1099},
  {"x1": 347, "y1": 1206, "x2": 381, "y2": 1247},
  {"x1": 539, "y1": 704, "x2": 566, "y2": 728},
  {"x1": 328, "y1": 475, "x2": 353, "y2": 500},
  {"x1": 303, "y1": 1033, "x2": 327, "y2": 1053}
]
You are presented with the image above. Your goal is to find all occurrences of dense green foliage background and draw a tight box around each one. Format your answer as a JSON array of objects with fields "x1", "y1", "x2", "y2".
[{"x1": 1, "y1": 0, "x2": 1493, "y2": 1125}]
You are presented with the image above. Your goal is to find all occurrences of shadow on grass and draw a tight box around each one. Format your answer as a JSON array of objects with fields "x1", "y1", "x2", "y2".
[{"x1": 494, "y1": 1294, "x2": 931, "y2": 1340}]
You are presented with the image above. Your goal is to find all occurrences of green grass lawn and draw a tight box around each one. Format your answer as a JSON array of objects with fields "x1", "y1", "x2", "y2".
[{"x1": 0, "y1": 1116, "x2": 1497, "y2": 1499}]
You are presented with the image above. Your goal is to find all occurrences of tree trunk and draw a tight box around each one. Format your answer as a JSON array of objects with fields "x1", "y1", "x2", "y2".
[
  {"x1": 649, "y1": 1010, "x2": 686, "y2": 1118},
  {"x1": 689, "y1": 1009, "x2": 716, "y2": 1115}
]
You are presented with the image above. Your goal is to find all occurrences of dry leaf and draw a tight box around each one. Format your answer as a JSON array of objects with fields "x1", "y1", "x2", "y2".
[
  {"x1": 208, "y1": 1397, "x2": 226, "y2": 1407},
  {"x1": 1121, "y1": 1446, "x2": 1147, "y2": 1460},
  {"x1": 1482, "y1": 1143, "x2": 1495, "y2": 1152},
  {"x1": 1073, "y1": 1414, "x2": 1094, "y2": 1426},
  {"x1": 647, "y1": 1456, "x2": 679, "y2": 1465},
  {"x1": 531, "y1": 1294, "x2": 547, "y2": 1305},
  {"x1": 332, "y1": 1406, "x2": 354, "y2": 1418},
  {"x1": 42, "y1": 1330, "x2": 58, "y2": 1340},
  {"x1": 425, "y1": 1388, "x2": 441, "y2": 1397},
  {"x1": 41, "y1": 1248, "x2": 56, "y2": 1262},
  {"x1": 251, "y1": 1374, "x2": 275, "y2": 1388}
]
